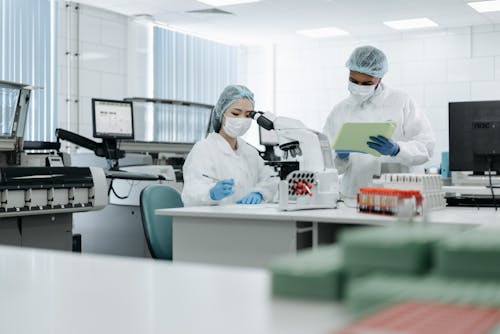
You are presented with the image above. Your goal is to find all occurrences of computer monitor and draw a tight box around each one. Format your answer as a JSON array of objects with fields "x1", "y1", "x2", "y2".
[
  {"x1": 449, "y1": 101, "x2": 500, "y2": 174},
  {"x1": 259, "y1": 127, "x2": 279, "y2": 146},
  {"x1": 92, "y1": 98, "x2": 134, "y2": 139}
]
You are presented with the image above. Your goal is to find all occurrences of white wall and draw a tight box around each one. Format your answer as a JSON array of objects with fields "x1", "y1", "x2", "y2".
[
  {"x1": 239, "y1": 25, "x2": 500, "y2": 167},
  {"x1": 238, "y1": 45, "x2": 275, "y2": 148},
  {"x1": 58, "y1": 2, "x2": 132, "y2": 142}
]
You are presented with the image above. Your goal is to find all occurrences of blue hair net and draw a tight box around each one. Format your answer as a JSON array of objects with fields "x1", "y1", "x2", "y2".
[
  {"x1": 210, "y1": 84, "x2": 255, "y2": 133},
  {"x1": 346, "y1": 46, "x2": 388, "y2": 78}
]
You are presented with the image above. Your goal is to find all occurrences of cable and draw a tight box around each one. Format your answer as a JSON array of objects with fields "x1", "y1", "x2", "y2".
[
  {"x1": 486, "y1": 156, "x2": 498, "y2": 211},
  {"x1": 108, "y1": 178, "x2": 138, "y2": 200},
  {"x1": 107, "y1": 178, "x2": 114, "y2": 196},
  {"x1": 111, "y1": 185, "x2": 130, "y2": 200},
  {"x1": 336, "y1": 199, "x2": 357, "y2": 209}
]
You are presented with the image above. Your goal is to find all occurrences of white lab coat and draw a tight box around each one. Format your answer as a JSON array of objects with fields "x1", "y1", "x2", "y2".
[
  {"x1": 323, "y1": 83, "x2": 435, "y2": 197},
  {"x1": 182, "y1": 132, "x2": 279, "y2": 206}
]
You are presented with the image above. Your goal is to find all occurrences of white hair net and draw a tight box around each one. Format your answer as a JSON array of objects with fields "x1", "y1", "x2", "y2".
[{"x1": 346, "y1": 46, "x2": 388, "y2": 78}]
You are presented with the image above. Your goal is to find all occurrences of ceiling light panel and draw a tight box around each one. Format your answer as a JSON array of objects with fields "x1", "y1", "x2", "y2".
[
  {"x1": 296, "y1": 27, "x2": 349, "y2": 38},
  {"x1": 383, "y1": 17, "x2": 439, "y2": 30},
  {"x1": 196, "y1": 0, "x2": 260, "y2": 7},
  {"x1": 468, "y1": 0, "x2": 500, "y2": 13}
]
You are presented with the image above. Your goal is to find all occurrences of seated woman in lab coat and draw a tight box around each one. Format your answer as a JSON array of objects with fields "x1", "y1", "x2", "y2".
[{"x1": 181, "y1": 85, "x2": 278, "y2": 206}]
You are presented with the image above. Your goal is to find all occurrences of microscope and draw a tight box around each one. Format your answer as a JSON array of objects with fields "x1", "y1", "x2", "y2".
[{"x1": 249, "y1": 111, "x2": 339, "y2": 210}]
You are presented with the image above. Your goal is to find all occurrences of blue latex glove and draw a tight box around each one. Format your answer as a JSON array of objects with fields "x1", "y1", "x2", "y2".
[
  {"x1": 236, "y1": 192, "x2": 263, "y2": 205},
  {"x1": 209, "y1": 179, "x2": 234, "y2": 201},
  {"x1": 367, "y1": 135, "x2": 399, "y2": 156},
  {"x1": 337, "y1": 152, "x2": 350, "y2": 160}
]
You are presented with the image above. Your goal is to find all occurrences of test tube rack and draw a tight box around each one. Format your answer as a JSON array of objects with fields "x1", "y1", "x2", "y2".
[{"x1": 278, "y1": 170, "x2": 339, "y2": 211}]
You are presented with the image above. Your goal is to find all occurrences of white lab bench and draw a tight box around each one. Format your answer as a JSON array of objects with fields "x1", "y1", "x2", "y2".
[
  {"x1": 0, "y1": 245, "x2": 350, "y2": 334},
  {"x1": 156, "y1": 204, "x2": 500, "y2": 267}
]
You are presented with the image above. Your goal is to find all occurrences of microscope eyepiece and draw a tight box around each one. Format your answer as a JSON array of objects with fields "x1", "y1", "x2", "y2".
[{"x1": 249, "y1": 111, "x2": 274, "y2": 130}]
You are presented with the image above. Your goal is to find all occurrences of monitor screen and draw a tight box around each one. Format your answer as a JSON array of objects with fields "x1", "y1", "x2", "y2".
[
  {"x1": 449, "y1": 101, "x2": 500, "y2": 173},
  {"x1": 259, "y1": 127, "x2": 279, "y2": 146},
  {"x1": 92, "y1": 99, "x2": 134, "y2": 139}
]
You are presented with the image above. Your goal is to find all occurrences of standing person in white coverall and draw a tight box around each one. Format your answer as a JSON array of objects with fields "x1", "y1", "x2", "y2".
[
  {"x1": 323, "y1": 46, "x2": 435, "y2": 197},
  {"x1": 182, "y1": 85, "x2": 278, "y2": 206}
]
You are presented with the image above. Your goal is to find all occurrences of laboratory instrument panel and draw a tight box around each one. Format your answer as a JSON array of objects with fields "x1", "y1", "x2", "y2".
[{"x1": 0, "y1": 166, "x2": 107, "y2": 217}]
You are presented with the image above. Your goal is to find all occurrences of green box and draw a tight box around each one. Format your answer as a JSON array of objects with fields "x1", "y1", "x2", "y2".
[
  {"x1": 340, "y1": 226, "x2": 460, "y2": 275},
  {"x1": 435, "y1": 229, "x2": 500, "y2": 280},
  {"x1": 271, "y1": 245, "x2": 344, "y2": 301}
]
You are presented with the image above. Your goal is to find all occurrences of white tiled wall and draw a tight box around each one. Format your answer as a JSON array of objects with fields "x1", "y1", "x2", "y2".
[
  {"x1": 239, "y1": 25, "x2": 500, "y2": 167},
  {"x1": 58, "y1": 4, "x2": 500, "y2": 168},
  {"x1": 238, "y1": 45, "x2": 275, "y2": 147},
  {"x1": 58, "y1": 2, "x2": 129, "y2": 140}
]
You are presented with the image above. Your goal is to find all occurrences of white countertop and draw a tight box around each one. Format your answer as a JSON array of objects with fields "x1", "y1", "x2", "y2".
[
  {"x1": 0, "y1": 246, "x2": 349, "y2": 334},
  {"x1": 157, "y1": 203, "x2": 500, "y2": 226}
]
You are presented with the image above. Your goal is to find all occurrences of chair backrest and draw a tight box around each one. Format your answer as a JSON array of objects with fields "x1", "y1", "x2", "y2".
[{"x1": 140, "y1": 184, "x2": 183, "y2": 260}]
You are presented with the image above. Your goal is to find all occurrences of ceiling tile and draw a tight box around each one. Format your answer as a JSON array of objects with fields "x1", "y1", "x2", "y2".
[{"x1": 76, "y1": 0, "x2": 497, "y2": 44}]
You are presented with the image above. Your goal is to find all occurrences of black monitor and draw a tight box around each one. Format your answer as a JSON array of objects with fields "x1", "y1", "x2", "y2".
[
  {"x1": 449, "y1": 101, "x2": 500, "y2": 174},
  {"x1": 92, "y1": 98, "x2": 134, "y2": 139},
  {"x1": 259, "y1": 127, "x2": 279, "y2": 146}
]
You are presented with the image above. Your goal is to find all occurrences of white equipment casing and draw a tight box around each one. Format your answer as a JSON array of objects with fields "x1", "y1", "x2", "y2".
[
  {"x1": 267, "y1": 115, "x2": 339, "y2": 211},
  {"x1": 273, "y1": 116, "x2": 335, "y2": 172},
  {"x1": 90, "y1": 167, "x2": 108, "y2": 211},
  {"x1": 109, "y1": 165, "x2": 179, "y2": 206}
]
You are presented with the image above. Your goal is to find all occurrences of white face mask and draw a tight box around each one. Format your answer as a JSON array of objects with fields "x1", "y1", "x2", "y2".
[
  {"x1": 348, "y1": 81, "x2": 376, "y2": 103},
  {"x1": 223, "y1": 117, "x2": 252, "y2": 138}
]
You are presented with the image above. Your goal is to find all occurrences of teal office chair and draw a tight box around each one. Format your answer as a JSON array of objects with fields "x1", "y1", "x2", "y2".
[{"x1": 140, "y1": 184, "x2": 183, "y2": 260}]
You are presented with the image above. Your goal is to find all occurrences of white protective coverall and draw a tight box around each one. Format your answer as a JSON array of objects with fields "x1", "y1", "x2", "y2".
[
  {"x1": 181, "y1": 132, "x2": 278, "y2": 206},
  {"x1": 323, "y1": 83, "x2": 435, "y2": 197}
]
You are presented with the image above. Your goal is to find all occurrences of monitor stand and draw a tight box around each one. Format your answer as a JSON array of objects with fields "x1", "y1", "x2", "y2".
[{"x1": 96, "y1": 138, "x2": 125, "y2": 171}]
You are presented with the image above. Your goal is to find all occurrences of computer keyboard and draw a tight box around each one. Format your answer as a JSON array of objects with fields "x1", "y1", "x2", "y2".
[{"x1": 106, "y1": 170, "x2": 166, "y2": 181}]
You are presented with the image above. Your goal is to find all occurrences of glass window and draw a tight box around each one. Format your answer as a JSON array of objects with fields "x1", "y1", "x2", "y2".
[
  {"x1": 153, "y1": 27, "x2": 237, "y2": 143},
  {"x1": 0, "y1": 85, "x2": 20, "y2": 136},
  {"x1": 0, "y1": 0, "x2": 58, "y2": 141}
]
